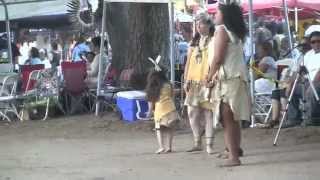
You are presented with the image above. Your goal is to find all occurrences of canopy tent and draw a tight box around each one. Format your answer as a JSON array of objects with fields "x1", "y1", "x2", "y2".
[
  {"x1": 175, "y1": 10, "x2": 193, "y2": 23},
  {"x1": 0, "y1": 0, "x2": 68, "y2": 21},
  {"x1": 0, "y1": 0, "x2": 70, "y2": 67},
  {"x1": 0, "y1": 14, "x2": 71, "y2": 31},
  {"x1": 207, "y1": 0, "x2": 320, "y2": 15},
  {"x1": 95, "y1": 0, "x2": 175, "y2": 116}
]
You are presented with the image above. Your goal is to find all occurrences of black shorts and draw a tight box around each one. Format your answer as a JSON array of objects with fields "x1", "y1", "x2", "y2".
[{"x1": 271, "y1": 88, "x2": 286, "y2": 100}]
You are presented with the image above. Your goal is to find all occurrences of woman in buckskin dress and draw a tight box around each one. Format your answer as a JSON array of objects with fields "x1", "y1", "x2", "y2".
[
  {"x1": 206, "y1": 1, "x2": 250, "y2": 166},
  {"x1": 184, "y1": 13, "x2": 215, "y2": 154}
]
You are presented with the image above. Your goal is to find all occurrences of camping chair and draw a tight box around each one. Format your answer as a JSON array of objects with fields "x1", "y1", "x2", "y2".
[
  {"x1": 253, "y1": 64, "x2": 290, "y2": 125},
  {"x1": 0, "y1": 74, "x2": 22, "y2": 122},
  {"x1": 93, "y1": 64, "x2": 131, "y2": 113},
  {"x1": 20, "y1": 69, "x2": 53, "y2": 121},
  {"x1": 254, "y1": 92, "x2": 272, "y2": 123},
  {"x1": 20, "y1": 64, "x2": 45, "y2": 92},
  {"x1": 61, "y1": 61, "x2": 89, "y2": 114}
]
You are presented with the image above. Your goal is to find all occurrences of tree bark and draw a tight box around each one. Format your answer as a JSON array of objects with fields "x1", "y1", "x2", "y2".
[{"x1": 103, "y1": 3, "x2": 170, "y2": 89}]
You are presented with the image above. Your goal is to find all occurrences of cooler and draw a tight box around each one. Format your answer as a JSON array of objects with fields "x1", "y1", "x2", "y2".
[{"x1": 116, "y1": 91, "x2": 149, "y2": 122}]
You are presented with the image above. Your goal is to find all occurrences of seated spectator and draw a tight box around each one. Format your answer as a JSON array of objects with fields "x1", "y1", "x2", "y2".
[
  {"x1": 49, "y1": 41, "x2": 61, "y2": 70},
  {"x1": 255, "y1": 41, "x2": 277, "y2": 94},
  {"x1": 39, "y1": 49, "x2": 51, "y2": 69},
  {"x1": 279, "y1": 37, "x2": 301, "y2": 60},
  {"x1": 280, "y1": 31, "x2": 320, "y2": 128},
  {"x1": 71, "y1": 35, "x2": 90, "y2": 62},
  {"x1": 85, "y1": 36, "x2": 109, "y2": 89},
  {"x1": 24, "y1": 47, "x2": 43, "y2": 65}
]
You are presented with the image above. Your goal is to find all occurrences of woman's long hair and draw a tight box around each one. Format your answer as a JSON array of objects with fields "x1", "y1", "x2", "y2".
[
  {"x1": 219, "y1": 2, "x2": 246, "y2": 41},
  {"x1": 190, "y1": 32, "x2": 201, "y2": 47},
  {"x1": 145, "y1": 69, "x2": 168, "y2": 103}
]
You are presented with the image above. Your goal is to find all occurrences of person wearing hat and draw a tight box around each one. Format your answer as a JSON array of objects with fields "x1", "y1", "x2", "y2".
[{"x1": 283, "y1": 30, "x2": 320, "y2": 127}]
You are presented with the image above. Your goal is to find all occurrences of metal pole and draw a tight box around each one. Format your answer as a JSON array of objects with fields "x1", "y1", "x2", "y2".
[
  {"x1": 283, "y1": 0, "x2": 294, "y2": 55},
  {"x1": 169, "y1": 2, "x2": 175, "y2": 83},
  {"x1": 1, "y1": 0, "x2": 13, "y2": 69},
  {"x1": 294, "y1": 6, "x2": 298, "y2": 33},
  {"x1": 248, "y1": 0, "x2": 256, "y2": 127},
  {"x1": 95, "y1": 0, "x2": 107, "y2": 116}
]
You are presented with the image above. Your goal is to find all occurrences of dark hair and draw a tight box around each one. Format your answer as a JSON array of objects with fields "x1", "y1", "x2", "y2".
[
  {"x1": 258, "y1": 41, "x2": 274, "y2": 58},
  {"x1": 145, "y1": 69, "x2": 168, "y2": 103},
  {"x1": 218, "y1": 3, "x2": 247, "y2": 41},
  {"x1": 51, "y1": 42, "x2": 58, "y2": 50},
  {"x1": 190, "y1": 32, "x2": 200, "y2": 47},
  {"x1": 309, "y1": 31, "x2": 320, "y2": 39},
  {"x1": 91, "y1": 36, "x2": 108, "y2": 49},
  {"x1": 30, "y1": 47, "x2": 40, "y2": 58}
]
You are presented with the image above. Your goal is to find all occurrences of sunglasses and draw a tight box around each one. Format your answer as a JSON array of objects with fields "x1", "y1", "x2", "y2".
[{"x1": 310, "y1": 40, "x2": 320, "y2": 44}]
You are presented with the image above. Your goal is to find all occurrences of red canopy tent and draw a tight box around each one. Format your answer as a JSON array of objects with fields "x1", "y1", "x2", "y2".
[{"x1": 207, "y1": 0, "x2": 320, "y2": 19}]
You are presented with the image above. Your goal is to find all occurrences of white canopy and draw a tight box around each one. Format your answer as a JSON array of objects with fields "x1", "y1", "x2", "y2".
[
  {"x1": 0, "y1": 0, "x2": 68, "y2": 21},
  {"x1": 175, "y1": 11, "x2": 193, "y2": 23}
]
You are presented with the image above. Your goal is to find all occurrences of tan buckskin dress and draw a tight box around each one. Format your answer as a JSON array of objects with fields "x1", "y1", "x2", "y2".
[
  {"x1": 184, "y1": 35, "x2": 213, "y2": 109},
  {"x1": 209, "y1": 25, "x2": 251, "y2": 128}
]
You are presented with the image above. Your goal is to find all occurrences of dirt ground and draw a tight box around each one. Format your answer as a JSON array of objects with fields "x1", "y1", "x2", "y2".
[{"x1": 0, "y1": 113, "x2": 320, "y2": 180}]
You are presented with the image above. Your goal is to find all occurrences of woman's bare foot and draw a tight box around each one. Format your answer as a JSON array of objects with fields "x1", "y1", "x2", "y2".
[
  {"x1": 155, "y1": 148, "x2": 165, "y2": 154},
  {"x1": 164, "y1": 149, "x2": 172, "y2": 153},
  {"x1": 217, "y1": 148, "x2": 244, "y2": 159},
  {"x1": 219, "y1": 159, "x2": 241, "y2": 167},
  {"x1": 186, "y1": 146, "x2": 202, "y2": 152}
]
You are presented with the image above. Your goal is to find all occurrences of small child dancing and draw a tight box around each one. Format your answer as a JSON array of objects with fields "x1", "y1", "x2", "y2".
[{"x1": 145, "y1": 57, "x2": 179, "y2": 154}]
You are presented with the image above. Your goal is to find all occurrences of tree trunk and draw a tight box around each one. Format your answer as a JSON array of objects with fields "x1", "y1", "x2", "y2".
[{"x1": 104, "y1": 3, "x2": 170, "y2": 89}]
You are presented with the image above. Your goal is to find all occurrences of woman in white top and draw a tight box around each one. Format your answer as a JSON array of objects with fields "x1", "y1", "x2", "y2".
[{"x1": 206, "y1": 1, "x2": 250, "y2": 167}]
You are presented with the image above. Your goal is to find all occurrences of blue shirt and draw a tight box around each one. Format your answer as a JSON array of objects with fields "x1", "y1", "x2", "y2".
[
  {"x1": 30, "y1": 57, "x2": 43, "y2": 65},
  {"x1": 72, "y1": 43, "x2": 90, "y2": 62}
]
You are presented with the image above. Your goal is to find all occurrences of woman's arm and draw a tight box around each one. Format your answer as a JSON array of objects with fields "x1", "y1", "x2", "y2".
[
  {"x1": 207, "y1": 26, "x2": 229, "y2": 83},
  {"x1": 87, "y1": 55, "x2": 99, "y2": 77},
  {"x1": 183, "y1": 47, "x2": 193, "y2": 81}
]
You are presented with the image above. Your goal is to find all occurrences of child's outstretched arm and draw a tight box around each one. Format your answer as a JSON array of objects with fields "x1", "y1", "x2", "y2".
[{"x1": 146, "y1": 102, "x2": 155, "y2": 118}]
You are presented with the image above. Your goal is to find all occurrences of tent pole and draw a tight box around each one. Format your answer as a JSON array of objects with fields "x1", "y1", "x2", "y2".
[
  {"x1": 283, "y1": 0, "x2": 294, "y2": 55},
  {"x1": 169, "y1": 2, "x2": 175, "y2": 83},
  {"x1": 95, "y1": 0, "x2": 107, "y2": 116},
  {"x1": 294, "y1": 6, "x2": 298, "y2": 33},
  {"x1": 1, "y1": 0, "x2": 13, "y2": 70},
  {"x1": 248, "y1": 0, "x2": 256, "y2": 128}
]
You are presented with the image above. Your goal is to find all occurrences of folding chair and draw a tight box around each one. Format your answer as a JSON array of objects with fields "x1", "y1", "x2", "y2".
[
  {"x1": 20, "y1": 64, "x2": 44, "y2": 92},
  {"x1": 20, "y1": 69, "x2": 52, "y2": 121},
  {"x1": 61, "y1": 61, "x2": 89, "y2": 114},
  {"x1": 254, "y1": 92, "x2": 272, "y2": 123},
  {"x1": 253, "y1": 64, "x2": 290, "y2": 125},
  {"x1": 0, "y1": 74, "x2": 22, "y2": 122}
]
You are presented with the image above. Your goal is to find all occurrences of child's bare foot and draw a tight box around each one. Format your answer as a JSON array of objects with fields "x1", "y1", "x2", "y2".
[{"x1": 155, "y1": 148, "x2": 165, "y2": 154}]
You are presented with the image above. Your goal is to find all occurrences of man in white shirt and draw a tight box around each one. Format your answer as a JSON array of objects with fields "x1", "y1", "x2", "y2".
[
  {"x1": 286, "y1": 31, "x2": 320, "y2": 127},
  {"x1": 304, "y1": 31, "x2": 320, "y2": 125}
]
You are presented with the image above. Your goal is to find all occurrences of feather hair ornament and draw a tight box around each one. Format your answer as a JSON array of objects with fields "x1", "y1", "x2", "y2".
[{"x1": 148, "y1": 55, "x2": 162, "y2": 72}]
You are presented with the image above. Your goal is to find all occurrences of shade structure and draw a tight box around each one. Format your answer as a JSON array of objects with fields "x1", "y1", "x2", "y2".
[
  {"x1": 208, "y1": 0, "x2": 320, "y2": 15},
  {"x1": 0, "y1": 0, "x2": 68, "y2": 21}
]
